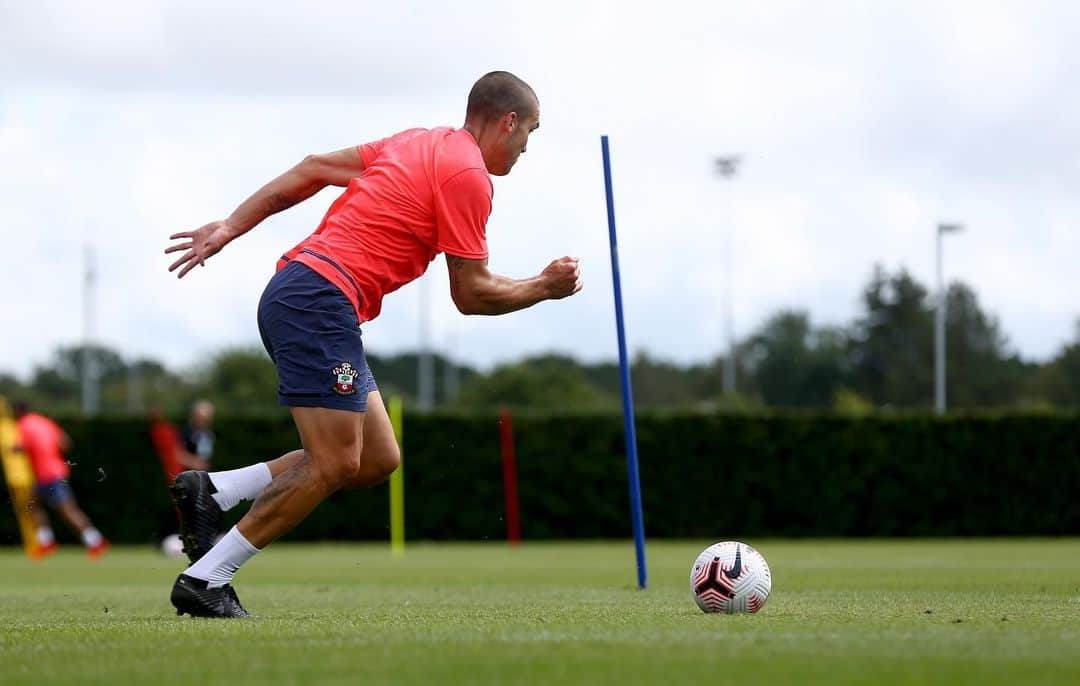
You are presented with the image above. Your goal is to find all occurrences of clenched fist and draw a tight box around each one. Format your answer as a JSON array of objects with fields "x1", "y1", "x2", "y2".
[{"x1": 541, "y1": 257, "x2": 583, "y2": 300}]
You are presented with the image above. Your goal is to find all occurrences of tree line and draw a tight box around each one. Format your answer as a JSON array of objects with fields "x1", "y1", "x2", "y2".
[{"x1": 2, "y1": 266, "x2": 1078, "y2": 415}]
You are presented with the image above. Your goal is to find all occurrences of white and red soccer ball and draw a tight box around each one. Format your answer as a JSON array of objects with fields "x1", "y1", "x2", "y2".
[{"x1": 690, "y1": 541, "x2": 772, "y2": 614}]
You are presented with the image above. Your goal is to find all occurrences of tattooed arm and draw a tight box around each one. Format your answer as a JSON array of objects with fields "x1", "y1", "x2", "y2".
[
  {"x1": 166, "y1": 147, "x2": 366, "y2": 278},
  {"x1": 446, "y1": 254, "x2": 583, "y2": 315}
]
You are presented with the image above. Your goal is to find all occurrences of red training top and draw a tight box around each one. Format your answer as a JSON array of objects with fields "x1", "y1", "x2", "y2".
[
  {"x1": 16, "y1": 413, "x2": 69, "y2": 484},
  {"x1": 149, "y1": 418, "x2": 182, "y2": 484},
  {"x1": 279, "y1": 127, "x2": 493, "y2": 322}
]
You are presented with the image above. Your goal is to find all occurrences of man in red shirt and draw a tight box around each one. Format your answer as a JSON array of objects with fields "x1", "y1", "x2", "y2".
[
  {"x1": 149, "y1": 409, "x2": 183, "y2": 485},
  {"x1": 149, "y1": 401, "x2": 217, "y2": 485},
  {"x1": 14, "y1": 402, "x2": 109, "y2": 559},
  {"x1": 164, "y1": 71, "x2": 581, "y2": 617}
]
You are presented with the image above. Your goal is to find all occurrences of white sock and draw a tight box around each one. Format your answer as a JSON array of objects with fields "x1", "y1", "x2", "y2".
[
  {"x1": 184, "y1": 526, "x2": 260, "y2": 588},
  {"x1": 81, "y1": 527, "x2": 103, "y2": 547},
  {"x1": 37, "y1": 526, "x2": 55, "y2": 546},
  {"x1": 208, "y1": 463, "x2": 272, "y2": 511}
]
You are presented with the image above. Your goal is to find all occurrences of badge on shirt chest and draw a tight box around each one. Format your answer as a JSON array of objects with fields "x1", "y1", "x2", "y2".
[{"x1": 332, "y1": 362, "x2": 358, "y2": 396}]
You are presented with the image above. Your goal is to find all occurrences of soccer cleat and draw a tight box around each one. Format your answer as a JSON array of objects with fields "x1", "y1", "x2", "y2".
[
  {"x1": 29, "y1": 541, "x2": 58, "y2": 561},
  {"x1": 171, "y1": 573, "x2": 250, "y2": 618},
  {"x1": 87, "y1": 539, "x2": 110, "y2": 560},
  {"x1": 169, "y1": 471, "x2": 223, "y2": 563}
]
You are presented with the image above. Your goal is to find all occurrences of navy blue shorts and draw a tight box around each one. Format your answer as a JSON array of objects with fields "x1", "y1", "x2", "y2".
[
  {"x1": 257, "y1": 261, "x2": 377, "y2": 412},
  {"x1": 36, "y1": 479, "x2": 74, "y2": 508}
]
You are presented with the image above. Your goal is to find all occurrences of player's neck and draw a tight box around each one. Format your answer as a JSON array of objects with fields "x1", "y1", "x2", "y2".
[
  {"x1": 462, "y1": 120, "x2": 498, "y2": 174},
  {"x1": 462, "y1": 120, "x2": 483, "y2": 145}
]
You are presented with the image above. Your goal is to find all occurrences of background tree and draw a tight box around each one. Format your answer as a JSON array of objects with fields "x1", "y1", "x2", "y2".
[
  {"x1": 196, "y1": 347, "x2": 281, "y2": 413},
  {"x1": 743, "y1": 310, "x2": 848, "y2": 407},
  {"x1": 2, "y1": 273, "x2": 1075, "y2": 414},
  {"x1": 458, "y1": 354, "x2": 617, "y2": 411},
  {"x1": 1030, "y1": 320, "x2": 1080, "y2": 406},
  {"x1": 848, "y1": 266, "x2": 935, "y2": 407},
  {"x1": 942, "y1": 283, "x2": 1029, "y2": 407},
  {"x1": 365, "y1": 352, "x2": 478, "y2": 406}
]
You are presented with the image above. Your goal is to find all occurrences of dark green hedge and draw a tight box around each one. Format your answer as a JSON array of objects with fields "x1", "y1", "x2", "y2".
[{"x1": 2, "y1": 412, "x2": 1077, "y2": 544}]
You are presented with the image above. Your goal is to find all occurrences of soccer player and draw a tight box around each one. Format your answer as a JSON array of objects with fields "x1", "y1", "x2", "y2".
[
  {"x1": 14, "y1": 402, "x2": 109, "y2": 559},
  {"x1": 149, "y1": 401, "x2": 215, "y2": 487},
  {"x1": 180, "y1": 400, "x2": 215, "y2": 472},
  {"x1": 148, "y1": 407, "x2": 184, "y2": 486},
  {"x1": 164, "y1": 71, "x2": 581, "y2": 617},
  {"x1": 148, "y1": 402, "x2": 218, "y2": 546}
]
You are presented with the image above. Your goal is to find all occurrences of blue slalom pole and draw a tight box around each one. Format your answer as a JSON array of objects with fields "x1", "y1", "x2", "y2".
[{"x1": 601, "y1": 135, "x2": 647, "y2": 590}]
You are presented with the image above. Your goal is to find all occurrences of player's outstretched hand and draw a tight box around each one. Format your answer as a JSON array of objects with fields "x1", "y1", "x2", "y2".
[
  {"x1": 165, "y1": 220, "x2": 235, "y2": 278},
  {"x1": 542, "y1": 256, "x2": 583, "y2": 300}
]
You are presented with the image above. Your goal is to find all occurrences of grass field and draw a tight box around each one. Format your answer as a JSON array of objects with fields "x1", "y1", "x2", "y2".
[{"x1": 0, "y1": 539, "x2": 1077, "y2": 685}]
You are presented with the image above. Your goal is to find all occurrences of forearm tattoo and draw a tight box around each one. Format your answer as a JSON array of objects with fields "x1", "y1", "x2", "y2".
[{"x1": 266, "y1": 191, "x2": 296, "y2": 215}]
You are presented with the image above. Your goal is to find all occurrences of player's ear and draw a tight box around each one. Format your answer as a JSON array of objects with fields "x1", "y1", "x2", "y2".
[{"x1": 504, "y1": 110, "x2": 518, "y2": 133}]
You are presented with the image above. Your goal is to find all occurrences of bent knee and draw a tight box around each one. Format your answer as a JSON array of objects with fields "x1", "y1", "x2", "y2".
[
  {"x1": 315, "y1": 448, "x2": 366, "y2": 488},
  {"x1": 341, "y1": 444, "x2": 400, "y2": 489},
  {"x1": 380, "y1": 443, "x2": 401, "y2": 477},
  {"x1": 363, "y1": 444, "x2": 400, "y2": 484}
]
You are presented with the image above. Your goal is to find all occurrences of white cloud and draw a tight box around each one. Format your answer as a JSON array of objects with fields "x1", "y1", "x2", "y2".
[{"x1": 1, "y1": 0, "x2": 1077, "y2": 379}]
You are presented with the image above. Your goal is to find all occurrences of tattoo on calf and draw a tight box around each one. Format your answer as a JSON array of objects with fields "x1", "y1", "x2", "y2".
[{"x1": 248, "y1": 455, "x2": 313, "y2": 515}]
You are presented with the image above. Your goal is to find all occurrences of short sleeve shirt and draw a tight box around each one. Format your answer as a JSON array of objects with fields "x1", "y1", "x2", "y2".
[
  {"x1": 17, "y1": 413, "x2": 69, "y2": 483},
  {"x1": 279, "y1": 127, "x2": 493, "y2": 322}
]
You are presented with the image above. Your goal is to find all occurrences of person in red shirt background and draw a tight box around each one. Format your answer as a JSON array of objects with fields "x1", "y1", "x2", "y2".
[
  {"x1": 14, "y1": 402, "x2": 109, "y2": 559},
  {"x1": 150, "y1": 400, "x2": 216, "y2": 486},
  {"x1": 163, "y1": 71, "x2": 581, "y2": 617},
  {"x1": 149, "y1": 408, "x2": 184, "y2": 486},
  {"x1": 150, "y1": 403, "x2": 220, "y2": 550}
]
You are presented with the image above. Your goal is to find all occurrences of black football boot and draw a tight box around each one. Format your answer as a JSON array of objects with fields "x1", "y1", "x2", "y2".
[
  {"x1": 171, "y1": 573, "x2": 251, "y2": 618},
  {"x1": 169, "y1": 471, "x2": 223, "y2": 564}
]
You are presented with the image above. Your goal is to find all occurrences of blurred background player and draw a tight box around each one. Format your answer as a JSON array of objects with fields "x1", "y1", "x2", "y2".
[
  {"x1": 149, "y1": 407, "x2": 184, "y2": 486},
  {"x1": 149, "y1": 402, "x2": 219, "y2": 549},
  {"x1": 149, "y1": 400, "x2": 217, "y2": 485},
  {"x1": 181, "y1": 400, "x2": 215, "y2": 471},
  {"x1": 14, "y1": 402, "x2": 109, "y2": 559}
]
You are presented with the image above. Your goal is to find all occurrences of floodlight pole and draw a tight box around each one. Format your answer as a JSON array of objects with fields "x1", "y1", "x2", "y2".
[
  {"x1": 418, "y1": 276, "x2": 434, "y2": 411},
  {"x1": 443, "y1": 326, "x2": 459, "y2": 402},
  {"x1": 935, "y1": 223, "x2": 963, "y2": 415},
  {"x1": 714, "y1": 156, "x2": 742, "y2": 397},
  {"x1": 81, "y1": 244, "x2": 100, "y2": 416},
  {"x1": 127, "y1": 360, "x2": 142, "y2": 414}
]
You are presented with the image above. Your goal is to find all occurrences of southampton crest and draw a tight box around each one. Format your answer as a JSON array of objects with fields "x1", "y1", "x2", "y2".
[{"x1": 332, "y1": 362, "x2": 358, "y2": 395}]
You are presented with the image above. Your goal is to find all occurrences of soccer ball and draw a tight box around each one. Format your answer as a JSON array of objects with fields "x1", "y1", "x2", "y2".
[
  {"x1": 159, "y1": 533, "x2": 185, "y2": 558},
  {"x1": 690, "y1": 541, "x2": 772, "y2": 614}
]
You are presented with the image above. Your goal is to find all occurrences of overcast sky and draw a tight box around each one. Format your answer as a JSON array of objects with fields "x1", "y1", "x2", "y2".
[{"x1": 1, "y1": 1, "x2": 1077, "y2": 378}]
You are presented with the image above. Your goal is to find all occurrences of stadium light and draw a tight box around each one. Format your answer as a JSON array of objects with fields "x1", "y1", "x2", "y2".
[
  {"x1": 443, "y1": 327, "x2": 459, "y2": 402},
  {"x1": 714, "y1": 155, "x2": 742, "y2": 397},
  {"x1": 418, "y1": 276, "x2": 434, "y2": 411},
  {"x1": 81, "y1": 244, "x2": 100, "y2": 416},
  {"x1": 935, "y1": 223, "x2": 963, "y2": 415}
]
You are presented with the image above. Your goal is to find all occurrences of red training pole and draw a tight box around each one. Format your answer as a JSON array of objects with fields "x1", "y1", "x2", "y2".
[{"x1": 499, "y1": 409, "x2": 521, "y2": 546}]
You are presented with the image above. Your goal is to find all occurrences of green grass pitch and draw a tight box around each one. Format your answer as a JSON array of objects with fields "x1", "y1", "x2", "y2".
[{"x1": 0, "y1": 539, "x2": 1077, "y2": 685}]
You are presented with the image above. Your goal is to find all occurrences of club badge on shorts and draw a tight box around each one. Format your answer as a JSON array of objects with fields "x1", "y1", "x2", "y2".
[{"x1": 332, "y1": 362, "x2": 358, "y2": 396}]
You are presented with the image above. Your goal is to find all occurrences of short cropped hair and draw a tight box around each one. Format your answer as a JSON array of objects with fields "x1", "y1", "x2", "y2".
[{"x1": 466, "y1": 71, "x2": 537, "y2": 122}]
